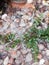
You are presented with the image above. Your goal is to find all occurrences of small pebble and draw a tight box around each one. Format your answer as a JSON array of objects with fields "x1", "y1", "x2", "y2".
[
  {"x1": 25, "y1": 53, "x2": 33, "y2": 62},
  {"x1": 3, "y1": 56, "x2": 9, "y2": 65},
  {"x1": 39, "y1": 59, "x2": 45, "y2": 65},
  {"x1": 37, "y1": 53, "x2": 42, "y2": 60},
  {"x1": 38, "y1": 44, "x2": 45, "y2": 51},
  {"x1": 46, "y1": 50, "x2": 49, "y2": 56},
  {"x1": 2, "y1": 14, "x2": 7, "y2": 20}
]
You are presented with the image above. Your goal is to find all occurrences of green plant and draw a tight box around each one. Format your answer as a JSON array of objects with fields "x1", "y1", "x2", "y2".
[
  {"x1": 23, "y1": 13, "x2": 49, "y2": 61},
  {"x1": 11, "y1": 39, "x2": 21, "y2": 48},
  {"x1": 3, "y1": 33, "x2": 15, "y2": 42},
  {"x1": 0, "y1": 33, "x2": 21, "y2": 48},
  {"x1": 23, "y1": 26, "x2": 39, "y2": 61}
]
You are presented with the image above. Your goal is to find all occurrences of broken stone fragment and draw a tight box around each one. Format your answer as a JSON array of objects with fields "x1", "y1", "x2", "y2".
[
  {"x1": 3, "y1": 56, "x2": 9, "y2": 65},
  {"x1": 25, "y1": 53, "x2": 33, "y2": 62}
]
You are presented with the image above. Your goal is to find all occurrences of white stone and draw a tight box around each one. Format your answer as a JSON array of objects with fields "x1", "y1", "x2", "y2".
[
  {"x1": 42, "y1": 0, "x2": 49, "y2": 6},
  {"x1": 27, "y1": 0, "x2": 33, "y2": 3},
  {"x1": 25, "y1": 53, "x2": 32, "y2": 62},
  {"x1": 28, "y1": 22, "x2": 33, "y2": 27},
  {"x1": 46, "y1": 50, "x2": 49, "y2": 56},
  {"x1": 2, "y1": 14, "x2": 7, "y2": 20},
  {"x1": 3, "y1": 56, "x2": 9, "y2": 65},
  {"x1": 39, "y1": 59, "x2": 45, "y2": 65}
]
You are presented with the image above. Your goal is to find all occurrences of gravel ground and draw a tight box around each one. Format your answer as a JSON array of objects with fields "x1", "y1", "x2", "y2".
[{"x1": 0, "y1": 0, "x2": 49, "y2": 65}]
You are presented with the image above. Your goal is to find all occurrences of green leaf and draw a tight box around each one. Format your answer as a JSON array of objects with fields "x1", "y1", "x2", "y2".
[{"x1": 11, "y1": 39, "x2": 21, "y2": 48}]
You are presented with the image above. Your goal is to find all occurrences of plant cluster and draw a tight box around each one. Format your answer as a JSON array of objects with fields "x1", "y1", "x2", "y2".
[{"x1": 23, "y1": 13, "x2": 49, "y2": 60}]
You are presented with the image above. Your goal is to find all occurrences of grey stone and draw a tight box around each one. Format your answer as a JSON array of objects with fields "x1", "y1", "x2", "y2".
[{"x1": 25, "y1": 53, "x2": 33, "y2": 62}]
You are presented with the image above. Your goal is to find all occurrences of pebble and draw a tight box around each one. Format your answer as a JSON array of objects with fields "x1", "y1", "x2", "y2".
[
  {"x1": 27, "y1": 49, "x2": 31, "y2": 52},
  {"x1": 47, "y1": 43, "x2": 49, "y2": 49},
  {"x1": 37, "y1": 53, "x2": 42, "y2": 60},
  {"x1": 15, "y1": 54, "x2": 24, "y2": 64},
  {"x1": 42, "y1": 22, "x2": 48, "y2": 29},
  {"x1": 2, "y1": 14, "x2": 7, "y2": 20},
  {"x1": 45, "y1": 60, "x2": 49, "y2": 65},
  {"x1": 3, "y1": 56, "x2": 9, "y2": 65},
  {"x1": 28, "y1": 22, "x2": 33, "y2": 27},
  {"x1": 9, "y1": 57, "x2": 13, "y2": 64},
  {"x1": 22, "y1": 15, "x2": 31, "y2": 20},
  {"x1": 10, "y1": 22, "x2": 16, "y2": 33},
  {"x1": 11, "y1": 16, "x2": 15, "y2": 21},
  {"x1": 0, "y1": 60, "x2": 3, "y2": 65},
  {"x1": 0, "y1": 45, "x2": 4, "y2": 50},
  {"x1": 19, "y1": 19, "x2": 26, "y2": 27},
  {"x1": 46, "y1": 50, "x2": 49, "y2": 56},
  {"x1": 16, "y1": 51, "x2": 21, "y2": 58},
  {"x1": 25, "y1": 53, "x2": 33, "y2": 62},
  {"x1": 38, "y1": 44, "x2": 45, "y2": 51},
  {"x1": 39, "y1": 59, "x2": 45, "y2": 65},
  {"x1": 15, "y1": 59, "x2": 21, "y2": 65},
  {"x1": 27, "y1": 0, "x2": 33, "y2": 3},
  {"x1": 3, "y1": 22, "x2": 9, "y2": 30},
  {"x1": 14, "y1": 18, "x2": 20, "y2": 23},
  {"x1": 10, "y1": 50, "x2": 16, "y2": 58},
  {"x1": 42, "y1": 50, "x2": 46, "y2": 55},
  {"x1": 42, "y1": 0, "x2": 49, "y2": 6},
  {"x1": 7, "y1": 64, "x2": 12, "y2": 65},
  {"x1": 0, "y1": 52, "x2": 8, "y2": 59},
  {"x1": 32, "y1": 62, "x2": 39, "y2": 65},
  {"x1": 17, "y1": 11, "x2": 25, "y2": 16},
  {"x1": 21, "y1": 49, "x2": 28, "y2": 55}
]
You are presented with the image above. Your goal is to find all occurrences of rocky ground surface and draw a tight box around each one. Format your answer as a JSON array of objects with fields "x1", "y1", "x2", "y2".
[
  {"x1": 0, "y1": 43, "x2": 49, "y2": 65},
  {"x1": 0, "y1": 0, "x2": 49, "y2": 65}
]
